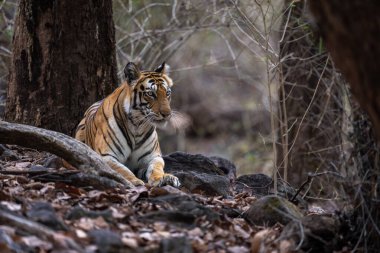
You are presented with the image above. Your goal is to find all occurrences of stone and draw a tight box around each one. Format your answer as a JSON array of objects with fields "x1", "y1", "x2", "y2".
[
  {"x1": 142, "y1": 196, "x2": 219, "y2": 227},
  {"x1": 175, "y1": 171, "x2": 231, "y2": 197},
  {"x1": 88, "y1": 229, "x2": 127, "y2": 253},
  {"x1": 29, "y1": 165, "x2": 48, "y2": 172},
  {"x1": 243, "y1": 195, "x2": 303, "y2": 226},
  {"x1": 65, "y1": 206, "x2": 114, "y2": 222},
  {"x1": 159, "y1": 237, "x2": 193, "y2": 253},
  {"x1": 0, "y1": 144, "x2": 19, "y2": 161},
  {"x1": 43, "y1": 155, "x2": 64, "y2": 169},
  {"x1": 235, "y1": 173, "x2": 308, "y2": 209},
  {"x1": 235, "y1": 174, "x2": 272, "y2": 196},
  {"x1": 163, "y1": 152, "x2": 233, "y2": 197},
  {"x1": 209, "y1": 156, "x2": 237, "y2": 182},
  {"x1": 164, "y1": 152, "x2": 225, "y2": 175},
  {"x1": 281, "y1": 214, "x2": 341, "y2": 253},
  {"x1": 26, "y1": 202, "x2": 68, "y2": 231}
]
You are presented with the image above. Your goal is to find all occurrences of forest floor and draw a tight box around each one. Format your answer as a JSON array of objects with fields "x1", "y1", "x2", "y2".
[{"x1": 0, "y1": 145, "x2": 352, "y2": 253}]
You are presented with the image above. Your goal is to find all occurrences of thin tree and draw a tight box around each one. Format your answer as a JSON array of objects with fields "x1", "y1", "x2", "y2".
[
  {"x1": 5, "y1": 0, "x2": 118, "y2": 135},
  {"x1": 277, "y1": 0, "x2": 344, "y2": 191}
]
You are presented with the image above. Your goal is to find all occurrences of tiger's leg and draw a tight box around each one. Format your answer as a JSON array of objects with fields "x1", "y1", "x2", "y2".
[
  {"x1": 102, "y1": 155, "x2": 144, "y2": 186},
  {"x1": 145, "y1": 157, "x2": 180, "y2": 187}
]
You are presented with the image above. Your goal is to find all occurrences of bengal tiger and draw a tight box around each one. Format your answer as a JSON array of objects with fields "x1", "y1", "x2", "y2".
[{"x1": 75, "y1": 62, "x2": 180, "y2": 187}]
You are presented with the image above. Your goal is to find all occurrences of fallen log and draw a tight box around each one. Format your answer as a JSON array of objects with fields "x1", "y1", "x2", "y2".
[{"x1": 0, "y1": 120, "x2": 133, "y2": 189}]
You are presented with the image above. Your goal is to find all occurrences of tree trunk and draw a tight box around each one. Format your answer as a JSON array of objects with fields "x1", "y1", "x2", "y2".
[
  {"x1": 309, "y1": 1, "x2": 380, "y2": 140},
  {"x1": 5, "y1": 0, "x2": 118, "y2": 135},
  {"x1": 309, "y1": 1, "x2": 380, "y2": 250},
  {"x1": 277, "y1": 1, "x2": 343, "y2": 189}
]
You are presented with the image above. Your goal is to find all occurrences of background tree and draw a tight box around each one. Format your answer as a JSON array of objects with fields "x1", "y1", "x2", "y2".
[
  {"x1": 5, "y1": 0, "x2": 118, "y2": 135},
  {"x1": 277, "y1": 1, "x2": 345, "y2": 191},
  {"x1": 309, "y1": 1, "x2": 380, "y2": 139},
  {"x1": 310, "y1": 1, "x2": 380, "y2": 250}
]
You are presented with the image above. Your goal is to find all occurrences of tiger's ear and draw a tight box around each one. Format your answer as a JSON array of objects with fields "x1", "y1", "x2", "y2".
[
  {"x1": 124, "y1": 62, "x2": 141, "y2": 85},
  {"x1": 154, "y1": 62, "x2": 170, "y2": 74}
]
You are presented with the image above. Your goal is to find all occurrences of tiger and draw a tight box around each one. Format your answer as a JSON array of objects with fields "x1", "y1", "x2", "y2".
[{"x1": 75, "y1": 62, "x2": 180, "y2": 188}]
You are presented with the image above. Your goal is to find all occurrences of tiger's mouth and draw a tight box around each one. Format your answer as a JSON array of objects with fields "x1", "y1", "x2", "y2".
[
  {"x1": 154, "y1": 119, "x2": 166, "y2": 123},
  {"x1": 151, "y1": 116, "x2": 170, "y2": 128}
]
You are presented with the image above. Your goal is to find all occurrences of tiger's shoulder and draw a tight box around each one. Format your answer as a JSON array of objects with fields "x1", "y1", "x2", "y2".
[{"x1": 74, "y1": 83, "x2": 130, "y2": 142}]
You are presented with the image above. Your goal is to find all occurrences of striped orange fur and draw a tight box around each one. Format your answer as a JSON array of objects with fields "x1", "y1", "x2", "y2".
[{"x1": 75, "y1": 62, "x2": 180, "y2": 187}]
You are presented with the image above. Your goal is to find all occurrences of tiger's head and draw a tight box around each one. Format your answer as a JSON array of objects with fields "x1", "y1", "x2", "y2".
[{"x1": 124, "y1": 62, "x2": 173, "y2": 127}]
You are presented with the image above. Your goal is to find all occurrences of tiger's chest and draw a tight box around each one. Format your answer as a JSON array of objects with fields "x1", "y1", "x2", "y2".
[{"x1": 106, "y1": 117, "x2": 159, "y2": 167}]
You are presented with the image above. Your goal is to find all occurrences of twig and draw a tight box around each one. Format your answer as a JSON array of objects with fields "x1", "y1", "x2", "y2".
[{"x1": 290, "y1": 171, "x2": 343, "y2": 202}]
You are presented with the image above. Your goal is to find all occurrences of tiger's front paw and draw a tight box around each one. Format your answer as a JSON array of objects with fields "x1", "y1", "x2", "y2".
[
  {"x1": 130, "y1": 177, "x2": 145, "y2": 186},
  {"x1": 149, "y1": 173, "x2": 181, "y2": 188}
]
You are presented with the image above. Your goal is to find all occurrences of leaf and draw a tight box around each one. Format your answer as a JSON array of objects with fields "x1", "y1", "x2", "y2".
[
  {"x1": 21, "y1": 236, "x2": 52, "y2": 251},
  {"x1": 122, "y1": 237, "x2": 138, "y2": 248},
  {"x1": 75, "y1": 229, "x2": 87, "y2": 239},
  {"x1": 0, "y1": 201, "x2": 21, "y2": 211}
]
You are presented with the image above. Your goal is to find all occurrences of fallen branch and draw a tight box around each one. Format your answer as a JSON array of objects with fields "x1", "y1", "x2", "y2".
[
  {"x1": 0, "y1": 169, "x2": 124, "y2": 190},
  {"x1": 0, "y1": 120, "x2": 133, "y2": 188},
  {"x1": 32, "y1": 171, "x2": 125, "y2": 190},
  {"x1": 0, "y1": 206, "x2": 84, "y2": 252},
  {"x1": 0, "y1": 169, "x2": 53, "y2": 176}
]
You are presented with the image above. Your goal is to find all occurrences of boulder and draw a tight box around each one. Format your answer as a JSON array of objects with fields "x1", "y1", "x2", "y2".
[
  {"x1": 280, "y1": 214, "x2": 341, "y2": 253},
  {"x1": 174, "y1": 171, "x2": 231, "y2": 197},
  {"x1": 163, "y1": 152, "x2": 233, "y2": 197},
  {"x1": 235, "y1": 174, "x2": 308, "y2": 209},
  {"x1": 243, "y1": 195, "x2": 303, "y2": 226},
  {"x1": 208, "y1": 156, "x2": 237, "y2": 182},
  {"x1": 164, "y1": 152, "x2": 225, "y2": 175},
  {"x1": 235, "y1": 174, "x2": 272, "y2": 195}
]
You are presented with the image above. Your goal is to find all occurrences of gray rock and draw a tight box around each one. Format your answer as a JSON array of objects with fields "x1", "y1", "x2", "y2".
[
  {"x1": 235, "y1": 174, "x2": 308, "y2": 209},
  {"x1": 209, "y1": 156, "x2": 237, "y2": 182},
  {"x1": 0, "y1": 144, "x2": 19, "y2": 161},
  {"x1": 163, "y1": 152, "x2": 233, "y2": 197},
  {"x1": 281, "y1": 215, "x2": 341, "y2": 253},
  {"x1": 29, "y1": 164, "x2": 48, "y2": 172},
  {"x1": 142, "y1": 196, "x2": 219, "y2": 226},
  {"x1": 235, "y1": 174, "x2": 272, "y2": 195},
  {"x1": 65, "y1": 206, "x2": 114, "y2": 222},
  {"x1": 43, "y1": 155, "x2": 64, "y2": 169},
  {"x1": 243, "y1": 195, "x2": 303, "y2": 226},
  {"x1": 26, "y1": 202, "x2": 68, "y2": 231},
  {"x1": 88, "y1": 229, "x2": 126, "y2": 253},
  {"x1": 164, "y1": 152, "x2": 225, "y2": 175},
  {"x1": 175, "y1": 171, "x2": 231, "y2": 197},
  {"x1": 159, "y1": 237, "x2": 193, "y2": 253}
]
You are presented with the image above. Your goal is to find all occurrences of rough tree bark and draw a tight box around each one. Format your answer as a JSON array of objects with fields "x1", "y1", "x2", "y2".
[
  {"x1": 309, "y1": 1, "x2": 380, "y2": 140},
  {"x1": 277, "y1": 1, "x2": 343, "y2": 188},
  {"x1": 5, "y1": 0, "x2": 118, "y2": 135},
  {"x1": 309, "y1": 1, "x2": 380, "y2": 250}
]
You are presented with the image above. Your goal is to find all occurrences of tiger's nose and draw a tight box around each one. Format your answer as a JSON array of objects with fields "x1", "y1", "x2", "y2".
[{"x1": 160, "y1": 111, "x2": 171, "y2": 119}]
